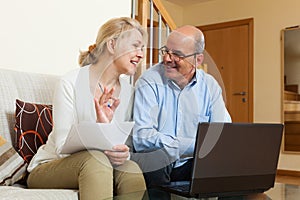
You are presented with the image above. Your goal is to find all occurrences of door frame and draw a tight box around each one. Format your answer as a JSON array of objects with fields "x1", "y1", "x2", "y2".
[{"x1": 198, "y1": 18, "x2": 254, "y2": 122}]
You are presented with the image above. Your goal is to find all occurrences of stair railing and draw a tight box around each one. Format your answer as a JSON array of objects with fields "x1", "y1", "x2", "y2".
[{"x1": 132, "y1": 0, "x2": 177, "y2": 81}]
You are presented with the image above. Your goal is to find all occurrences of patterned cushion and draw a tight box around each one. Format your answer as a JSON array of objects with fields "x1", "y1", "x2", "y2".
[
  {"x1": 14, "y1": 99, "x2": 53, "y2": 163},
  {"x1": 0, "y1": 135, "x2": 27, "y2": 185}
]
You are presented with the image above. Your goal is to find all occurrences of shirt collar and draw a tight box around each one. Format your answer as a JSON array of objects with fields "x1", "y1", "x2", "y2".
[{"x1": 166, "y1": 69, "x2": 202, "y2": 89}]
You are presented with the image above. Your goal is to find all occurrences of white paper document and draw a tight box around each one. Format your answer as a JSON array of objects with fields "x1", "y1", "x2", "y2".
[{"x1": 60, "y1": 121, "x2": 134, "y2": 154}]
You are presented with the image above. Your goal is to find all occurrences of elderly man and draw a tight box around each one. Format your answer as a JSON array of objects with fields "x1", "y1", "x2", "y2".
[{"x1": 132, "y1": 25, "x2": 231, "y2": 188}]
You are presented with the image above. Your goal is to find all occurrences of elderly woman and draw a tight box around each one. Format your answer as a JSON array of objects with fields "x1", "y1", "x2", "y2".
[{"x1": 27, "y1": 17, "x2": 148, "y2": 200}]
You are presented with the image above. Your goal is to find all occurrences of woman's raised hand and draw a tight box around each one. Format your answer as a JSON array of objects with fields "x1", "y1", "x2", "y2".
[{"x1": 94, "y1": 87, "x2": 120, "y2": 123}]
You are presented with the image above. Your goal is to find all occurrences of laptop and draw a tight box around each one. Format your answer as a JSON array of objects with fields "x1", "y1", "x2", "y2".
[{"x1": 158, "y1": 122, "x2": 284, "y2": 198}]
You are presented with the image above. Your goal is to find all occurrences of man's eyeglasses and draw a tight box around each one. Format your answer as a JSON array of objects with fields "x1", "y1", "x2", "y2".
[{"x1": 159, "y1": 46, "x2": 199, "y2": 62}]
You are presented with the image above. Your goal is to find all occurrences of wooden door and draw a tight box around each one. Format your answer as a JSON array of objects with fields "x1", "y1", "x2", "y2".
[{"x1": 198, "y1": 19, "x2": 253, "y2": 122}]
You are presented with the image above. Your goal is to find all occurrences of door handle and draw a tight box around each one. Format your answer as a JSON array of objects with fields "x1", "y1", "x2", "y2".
[{"x1": 233, "y1": 91, "x2": 246, "y2": 96}]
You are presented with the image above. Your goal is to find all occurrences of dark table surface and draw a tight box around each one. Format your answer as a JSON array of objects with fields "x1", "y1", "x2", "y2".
[{"x1": 110, "y1": 183, "x2": 300, "y2": 200}]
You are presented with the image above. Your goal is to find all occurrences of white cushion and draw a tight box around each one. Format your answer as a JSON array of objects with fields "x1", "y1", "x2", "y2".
[{"x1": 0, "y1": 186, "x2": 78, "y2": 200}]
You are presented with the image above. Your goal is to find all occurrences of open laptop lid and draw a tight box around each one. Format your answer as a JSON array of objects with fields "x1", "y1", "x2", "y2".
[{"x1": 190, "y1": 122, "x2": 284, "y2": 197}]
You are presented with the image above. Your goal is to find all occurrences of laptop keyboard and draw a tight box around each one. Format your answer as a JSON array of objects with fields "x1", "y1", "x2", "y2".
[{"x1": 168, "y1": 184, "x2": 190, "y2": 192}]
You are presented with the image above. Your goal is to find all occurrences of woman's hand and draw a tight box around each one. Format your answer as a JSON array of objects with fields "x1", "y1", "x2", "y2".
[
  {"x1": 94, "y1": 87, "x2": 120, "y2": 123},
  {"x1": 104, "y1": 144, "x2": 129, "y2": 166}
]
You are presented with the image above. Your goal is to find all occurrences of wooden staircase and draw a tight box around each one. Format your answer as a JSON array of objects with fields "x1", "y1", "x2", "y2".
[{"x1": 132, "y1": 0, "x2": 177, "y2": 81}]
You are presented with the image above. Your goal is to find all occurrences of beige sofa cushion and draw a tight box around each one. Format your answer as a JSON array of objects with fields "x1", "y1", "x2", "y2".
[
  {"x1": 0, "y1": 68, "x2": 58, "y2": 144},
  {"x1": 0, "y1": 69, "x2": 57, "y2": 186}
]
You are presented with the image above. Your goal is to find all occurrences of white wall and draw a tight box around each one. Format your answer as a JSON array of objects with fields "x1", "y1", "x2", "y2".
[
  {"x1": 160, "y1": 0, "x2": 183, "y2": 26},
  {"x1": 0, "y1": 0, "x2": 131, "y2": 75}
]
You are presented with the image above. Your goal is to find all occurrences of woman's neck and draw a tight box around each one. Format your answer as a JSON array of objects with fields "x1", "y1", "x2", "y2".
[
  {"x1": 90, "y1": 60, "x2": 120, "y2": 85},
  {"x1": 89, "y1": 59, "x2": 121, "y2": 98}
]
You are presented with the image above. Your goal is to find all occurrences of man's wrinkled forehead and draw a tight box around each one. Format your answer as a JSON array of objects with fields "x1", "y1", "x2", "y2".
[{"x1": 167, "y1": 30, "x2": 195, "y2": 50}]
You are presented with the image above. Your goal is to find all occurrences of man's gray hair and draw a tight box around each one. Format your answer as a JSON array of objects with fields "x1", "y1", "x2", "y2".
[{"x1": 195, "y1": 31, "x2": 205, "y2": 53}]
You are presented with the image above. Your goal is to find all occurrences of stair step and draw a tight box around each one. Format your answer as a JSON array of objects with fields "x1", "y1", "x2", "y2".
[
  {"x1": 285, "y1": 84, "x2": 299, "y2": 93},
  {"x1": 284, "y1": 90, "x2": 299, "y2": 101},
  {"x1": 284, "y1": 100, "x2": 300, "y2": 112}
]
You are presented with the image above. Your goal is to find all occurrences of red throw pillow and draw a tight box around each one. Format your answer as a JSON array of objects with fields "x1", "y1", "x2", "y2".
[{"x1": 14, "y1": 99, "x2": 53, "y2": 163}]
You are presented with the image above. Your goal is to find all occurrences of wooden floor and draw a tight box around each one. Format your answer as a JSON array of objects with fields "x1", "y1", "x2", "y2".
[{"x1": 276, "y1": 175, "x2": 300, "y2": 186}]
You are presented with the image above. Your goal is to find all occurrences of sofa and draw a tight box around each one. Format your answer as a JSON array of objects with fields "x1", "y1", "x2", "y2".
[{"x1": 0, "y1": 68, "x2": 78, "y2": 199}]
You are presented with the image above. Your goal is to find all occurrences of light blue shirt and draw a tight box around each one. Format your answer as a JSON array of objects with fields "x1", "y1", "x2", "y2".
[{"x1": 133, "y1": 63, "x2": 231, "y2": 167}]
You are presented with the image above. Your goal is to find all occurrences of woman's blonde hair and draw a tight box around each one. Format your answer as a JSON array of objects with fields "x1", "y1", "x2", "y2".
[{"x1": 78, "y1": 17, "x2": 147, "y2": 67}]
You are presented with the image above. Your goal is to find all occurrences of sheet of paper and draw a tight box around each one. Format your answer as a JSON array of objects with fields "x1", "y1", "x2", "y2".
[{"x1": 60, "y1": 121, "x2": 134, "y2": 154}]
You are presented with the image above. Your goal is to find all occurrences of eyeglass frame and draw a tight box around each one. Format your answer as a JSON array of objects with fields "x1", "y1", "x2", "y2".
[{"x1": 159, "y1": 46, "x2": 200, "y2": 62}]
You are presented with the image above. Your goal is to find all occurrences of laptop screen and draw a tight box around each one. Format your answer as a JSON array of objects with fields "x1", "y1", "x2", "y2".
[{"x1": 190, "y1": 122, "x2": 283, "y2": 196}]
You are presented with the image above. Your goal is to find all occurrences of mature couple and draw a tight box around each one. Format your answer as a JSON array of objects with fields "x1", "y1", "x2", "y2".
[{"x1": 26, "y1": 17, "x2": 231, "y2": 200}]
